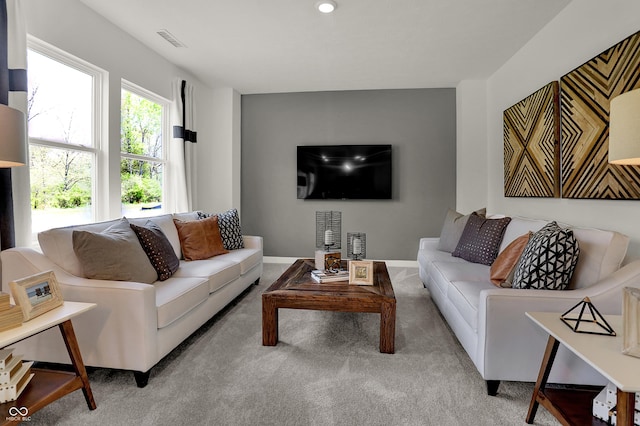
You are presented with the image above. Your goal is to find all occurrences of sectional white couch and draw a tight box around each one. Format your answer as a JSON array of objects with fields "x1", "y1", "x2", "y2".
[
  {"x1": 418, "y1": 215, "x2": 640, "y2": 395},
  {"x1": 0, "y1": 212, "x2": 263, "y2": 387}
]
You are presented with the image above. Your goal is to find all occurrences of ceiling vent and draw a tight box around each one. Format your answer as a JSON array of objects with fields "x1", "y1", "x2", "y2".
[{"x1": 157, "y1": 29, "x2": 187, "y2": 48}]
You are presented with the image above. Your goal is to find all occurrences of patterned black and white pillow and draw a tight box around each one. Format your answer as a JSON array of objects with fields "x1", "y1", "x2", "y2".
[
  {"x1": 197, "y1": 209, "x2": 244, "y2": 250},
  {"x1": 512, "y1": 222, "x2": 580, "y2": 290}
]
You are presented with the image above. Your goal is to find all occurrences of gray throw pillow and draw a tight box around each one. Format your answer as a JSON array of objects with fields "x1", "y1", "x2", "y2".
[
  {"x1": 512, "y1": 222, "x2": 580, "y2": 290},
  {"x1": 72, "y1": 217, "x2": 158, "y2": 284},
  {"x1": 452, "y1": 213, "x2": 512, "y2": 265},
  {"x1": 437, "y1": 207, "x2": 487, "y2": 253}
]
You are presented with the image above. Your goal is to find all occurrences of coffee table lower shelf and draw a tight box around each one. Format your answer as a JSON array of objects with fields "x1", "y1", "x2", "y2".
[
  {"x1": 533, "y1": 387, "x2": 607, "y2": 426},
  {"x1": 0, "y1": 368, "x2": 87, "y2": 425}
]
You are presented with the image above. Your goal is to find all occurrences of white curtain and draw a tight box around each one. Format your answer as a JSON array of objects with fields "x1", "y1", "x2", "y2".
[
  {"x1": 168, "y1": 78, "x2": 197, "y2": 213},
  {"x1": 1, "y1": 0, "x2": 30, "y2": 248}
]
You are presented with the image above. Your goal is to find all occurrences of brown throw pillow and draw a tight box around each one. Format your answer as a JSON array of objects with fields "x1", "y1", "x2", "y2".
[
  {"x1": 173, "y1": 215, "x2": 229, "y2": 261},
  {"x1": 452, "y1": 213, "x2": 512, "y2": 265},
  {"x1": 490, "y1": 232, "x2": 532, "y2": 287},
  {"x1": 130, "y1": 221, "x2": 180, "y2": 281}
]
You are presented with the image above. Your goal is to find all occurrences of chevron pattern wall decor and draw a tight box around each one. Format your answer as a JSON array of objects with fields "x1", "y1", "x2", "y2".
[
  {"x1": 503, "y1": 81, "x2": 560, "y2": 197},
  {"x1": 560, "y1": 31, "x2": 640, "y2": 199}
]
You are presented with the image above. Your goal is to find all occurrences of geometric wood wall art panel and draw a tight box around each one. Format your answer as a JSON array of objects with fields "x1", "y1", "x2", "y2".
[
  {"x1": 560, "y1": 30, "x2": 640, "y2": 199},
  {"x1": 503, "y1": 81, "x2": 560, "y2": 197}
]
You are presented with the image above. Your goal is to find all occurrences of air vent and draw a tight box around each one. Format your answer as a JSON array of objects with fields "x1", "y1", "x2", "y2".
[{"x1": 157, "y1": 29, "x2": 187, "y2": 48}]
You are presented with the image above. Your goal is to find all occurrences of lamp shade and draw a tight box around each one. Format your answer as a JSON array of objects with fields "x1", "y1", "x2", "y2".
[
  {"x1": 609, "y1": 88, "x2": 640, "y2": 165},
  {"x1": 0, "y1": 104, "x2": 27, "y2": 167}
]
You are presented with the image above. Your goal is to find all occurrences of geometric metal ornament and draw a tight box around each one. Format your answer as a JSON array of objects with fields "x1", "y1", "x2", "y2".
[{"x1": 560, "y1": 297, "x2": 616, "y2": 336}]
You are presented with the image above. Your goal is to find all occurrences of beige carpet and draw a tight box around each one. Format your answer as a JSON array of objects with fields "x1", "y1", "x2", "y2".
[{"x1": 33, "y1": 263, "x2": 560, "y2": 425}]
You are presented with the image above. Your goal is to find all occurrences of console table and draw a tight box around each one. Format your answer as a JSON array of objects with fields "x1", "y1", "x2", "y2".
[
  {"x1": 526, "y1": 311, "x2": 640, "y2": 426},
  {"x1": 0, "y1": 301, "x2": 96, "y2": 424}
]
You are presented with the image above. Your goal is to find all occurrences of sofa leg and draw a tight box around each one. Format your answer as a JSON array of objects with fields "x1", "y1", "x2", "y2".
[
  {"x1": 253, "y1": 278, "x2": 260, "y2": 286},
  {"x1": 134, "y1": 370, "x2": 151, "y2": 388},
  {"x1": 486, "y1": 380, "x2": 500, "y2": 396}
]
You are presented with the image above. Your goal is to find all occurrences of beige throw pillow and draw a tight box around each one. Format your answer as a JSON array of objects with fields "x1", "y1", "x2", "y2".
[
  {"x1": 72, "y1": 217, "x2": 158, "y2": 284},
  {"x1": 437, "y1": 207, "x2": 486, "y2": 253}
]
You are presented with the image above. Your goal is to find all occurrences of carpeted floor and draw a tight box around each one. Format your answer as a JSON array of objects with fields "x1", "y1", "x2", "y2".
[{"x1": 33, "y1": 263, "x2": 560, "y2": 425}]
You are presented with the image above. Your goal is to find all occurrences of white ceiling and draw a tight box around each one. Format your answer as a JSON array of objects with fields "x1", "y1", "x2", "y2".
[{"x1": 79, "y1": 0, "x2": 571, "y2": 94}]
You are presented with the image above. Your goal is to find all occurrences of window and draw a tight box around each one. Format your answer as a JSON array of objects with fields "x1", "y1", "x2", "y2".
[
  {"x1": 120, "y1": 82, "x2": 168, "y2": 217},
  {"x1": 27, "y1": 40, "x2": 104, "y2": 241}
]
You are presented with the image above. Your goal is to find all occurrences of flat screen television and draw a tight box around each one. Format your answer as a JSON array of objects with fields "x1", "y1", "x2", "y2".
[{"x1": 297, "y1": 144, "x2": 392, "y2": 200}]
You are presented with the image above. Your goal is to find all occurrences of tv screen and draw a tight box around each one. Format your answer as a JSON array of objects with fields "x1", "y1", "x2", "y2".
[{"x1": 297, "y1": 145, "x2": 392, "y2": 200}]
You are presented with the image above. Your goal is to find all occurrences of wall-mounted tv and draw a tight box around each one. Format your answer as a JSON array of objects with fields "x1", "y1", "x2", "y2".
[{"x1": 297, "y1": 144, "x2": 392, "y2": 200}]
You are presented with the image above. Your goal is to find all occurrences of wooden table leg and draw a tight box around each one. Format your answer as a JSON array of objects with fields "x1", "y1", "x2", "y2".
[
  {"x1": 262, "y1": 297, "x2": 278, "y2": 346},
  {"x1": 526, "y1": 336, "x2": 560, "y2": 424},
  {"x1": 379, "y1": 300, "x2": 396, "y2": 354},
  {"x1": 617, "y1": 389, "x2": 635, "y2": 426},
  {"x1": 59, "y1": 320, "x2": 96, "y2": 410}
]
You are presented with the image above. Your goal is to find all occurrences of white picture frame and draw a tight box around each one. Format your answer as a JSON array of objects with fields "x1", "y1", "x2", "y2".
[
  {"x1": 349, "y1": 260, "x2": 374, "y2": 285},
  {"x1": 10, "y1": 271, "x2": 64, "y2": 321}
]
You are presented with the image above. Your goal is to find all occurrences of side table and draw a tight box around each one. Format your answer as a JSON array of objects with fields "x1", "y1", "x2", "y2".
[
  {"x1": 0, "y1": 301, "x2": 97, "y2": 424},
  {"x1": 526, "y1": 311, "x2": 639, "y2": 426}
]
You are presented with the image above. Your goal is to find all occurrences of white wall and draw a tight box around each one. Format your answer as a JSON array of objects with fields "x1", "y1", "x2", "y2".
[
  {"x1": 197, "y1": 88, "x2": 242, "y2": 215},
  {"x1": 456, "y1": 80, "x2": 487, "y2": 212},
  {"x1": 20, "y1": 0, "x2": 219, "y2": 231},
  {"x1": 472, "y1": 0, "x2": 640, "y2": 259}
]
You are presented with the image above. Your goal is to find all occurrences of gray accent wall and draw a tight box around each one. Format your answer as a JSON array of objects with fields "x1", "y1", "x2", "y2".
[{"x1": 241, "y1": 89, "x2": 456, "y2": 260}]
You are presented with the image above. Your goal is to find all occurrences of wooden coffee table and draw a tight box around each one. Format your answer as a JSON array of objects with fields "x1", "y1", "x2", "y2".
[{"x1": 262, "y1": 258, "x2": 396, "y2": 353}]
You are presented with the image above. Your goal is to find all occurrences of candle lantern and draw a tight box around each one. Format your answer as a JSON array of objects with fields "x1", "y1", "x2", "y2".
[
  {"x1": 347, "y1": 232, "x2": 366, "y2": 260},
  {"x1": 316, "y1": 211, "x2": 341, "y2": 250}
]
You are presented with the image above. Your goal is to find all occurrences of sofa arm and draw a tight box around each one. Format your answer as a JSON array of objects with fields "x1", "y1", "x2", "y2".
[
  {"x1": 476, "y1": 259, "x2": 640, "y2": 382},
  {"x1": 1, "y1": 247, "x2": 158, "y2": 372},
  {"x1": 243, "y1": 235, "x2": 263, "y2": 250},
  {"x1": 419, "y1": 237, "x2": 439, "y2": 251}
]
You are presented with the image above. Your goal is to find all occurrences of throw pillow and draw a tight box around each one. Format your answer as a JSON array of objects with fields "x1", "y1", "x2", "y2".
[
  {"x1": 490, "y1": 232, "x2": 532, "y2": 287},
  {"x1": 452, "y1": 213, "x2": 511, "y2": 265},
  {"x1": 197, "y1": 209, "x2": 244, "y2": 250},
  {"x1": 72, "y1": 217, "x2": 158, "y2": 284},
  {"x1": 174, "y1": 215, "x2": 229, "y2": 261},
  {"x1": 130, "y1": 221, "x2": 180, "y2": 281},
  {"x1": 437, "y1": 207, "x2": 487, "y2": 253},
  {"x1": 512, "y1": 222, "x2": 580, "y2": 290}
]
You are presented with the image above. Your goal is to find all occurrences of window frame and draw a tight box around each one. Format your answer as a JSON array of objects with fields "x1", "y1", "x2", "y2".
[
  {"x1": 27, "y1": 36, "x2": 107, "y2": 229},
  {"x1": 120, "y1": 80, "x2": 170, "y2": 214}
]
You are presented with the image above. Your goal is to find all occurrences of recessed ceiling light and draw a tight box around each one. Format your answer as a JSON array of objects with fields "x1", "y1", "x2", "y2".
[{"x1": 316, "y1": 1, "x2": 337, "y2": 14}]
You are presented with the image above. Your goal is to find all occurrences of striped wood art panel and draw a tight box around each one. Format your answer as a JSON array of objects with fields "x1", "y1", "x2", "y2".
[
  {"x1": 561, "y1": 31, "x2": 640, "y2": 199},
  {"x1": 503, "y1": 81, "x2": 560, "y2": 197}
]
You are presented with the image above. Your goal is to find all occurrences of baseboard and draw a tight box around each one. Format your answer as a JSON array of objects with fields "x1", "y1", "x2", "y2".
[{"x1": 264, "y1": 256, "x2": 418, "y2": 268}]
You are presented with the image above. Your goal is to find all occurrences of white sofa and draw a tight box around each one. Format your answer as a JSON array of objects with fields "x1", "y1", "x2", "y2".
[
  {"x1": 0, "y1": 212, "x2": 263, "y2": 387},
  {"x1": 418, "y1": 215, "x2": 640, "y2": 395}
]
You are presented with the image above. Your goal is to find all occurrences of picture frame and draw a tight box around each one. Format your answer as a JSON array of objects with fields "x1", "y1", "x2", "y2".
[
  {"x1": 10, "y1": 271, "x2": 64, "y2": 321},
  {"x1": 349, "y1": 260, "x2": 374, "y2": 286},
  {"x1": 622, "y1": 287, "x2": 640, "y2": 358}
]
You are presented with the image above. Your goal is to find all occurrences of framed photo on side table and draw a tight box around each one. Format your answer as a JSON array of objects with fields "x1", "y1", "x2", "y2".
[
  {"x1": 349, "y1": 260, "x2": 374, "y2": 285},
  {"x1": 10, "y1": 270, "x2": 64, "y2": 321}
]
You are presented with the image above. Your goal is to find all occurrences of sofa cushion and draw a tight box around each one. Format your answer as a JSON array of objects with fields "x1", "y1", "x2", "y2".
[
  {"x1": 130, "y1": 214, "x2": 182, "y2": 259},
  {"x1": 498, "y1": 216, "x2": 547, "y2": 253},
  {"x1": 452, "y1": 214, "x2": 511, "y2": 265},
  {"x1": 437, "y1": 208, "x2": 486, "y2": 253},
  {"x1": 429, "y1": 261, "x2": 490, "y2": 297},
  {"x1": 72, "y1": 217, "x2": 158, "y2": 284},
  {"x1": 217, "y1": 248, "x2": 263, "y2": 275},
  {"x1": 490, "y1": 232, "x2": 531, "y2": 287},
  {"x1": 130, "y1": 221, "x2": 180, "y2": 281},
  {"x1": 198, "y1": 209, "x2": 245, "y2": 250},
  {"x1": 174, "y1": 216, "x2": 229, "y2": 261},
  {"x1": 174, "y1": 257, "x2": 241, "y2": 293},
  {"x1": 447, "y1": 280, "x2": 495, "y2": 332},
  {"x1": 513, "y1": 222, "x2": 580, "y2": 290},
  {"x1": 154, "y1": 276, "x2": 210, "y2": 328}
]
